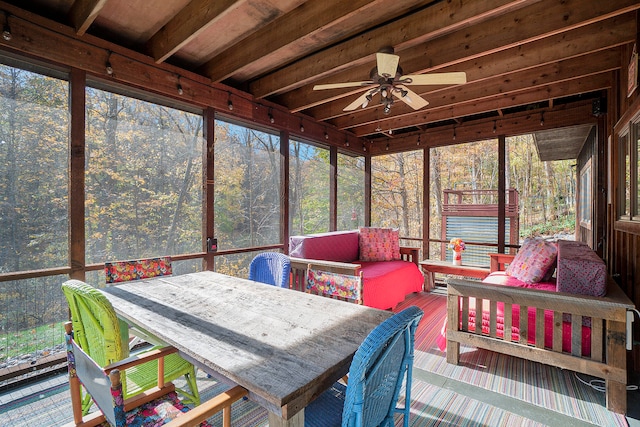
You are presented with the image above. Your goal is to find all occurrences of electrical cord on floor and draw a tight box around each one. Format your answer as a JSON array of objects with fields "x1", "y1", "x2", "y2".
[
  {"x1": 574, "y1": 372, "x2": 639, "y2": 392},
  {"x1": 574, "y1": 309, "x2": 640, "y2": 393}
]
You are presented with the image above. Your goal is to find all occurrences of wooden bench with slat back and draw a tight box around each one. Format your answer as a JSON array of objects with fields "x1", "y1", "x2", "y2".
[{"x1": 445, "y1": 276, "x2": 634, "y2": 414}]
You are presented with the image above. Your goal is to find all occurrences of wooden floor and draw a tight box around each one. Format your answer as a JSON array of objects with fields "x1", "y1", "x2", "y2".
[{"x1": 1, "y1": 290, "x2": 640, "y2": 426}]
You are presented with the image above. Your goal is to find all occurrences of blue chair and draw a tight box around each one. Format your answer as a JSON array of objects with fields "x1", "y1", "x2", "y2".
[
  {"x1": 305, "y1": 306, "x2": 424, "y2": 427},
  {"x1": 248, "y1": 252, "x2": 291, "y2": 288}
]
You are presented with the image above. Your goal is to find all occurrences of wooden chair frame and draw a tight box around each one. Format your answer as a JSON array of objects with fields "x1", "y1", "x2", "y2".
[{"x1": 63, "y1": 321, "x2": 247, "y2": 427}]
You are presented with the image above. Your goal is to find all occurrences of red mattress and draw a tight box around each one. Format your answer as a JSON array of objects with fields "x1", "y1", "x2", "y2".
[
  {"x1": 438, "y1": 274, "x2": 592, "y2": 357},
  {"x1": 358, "y1": 260, "x2": 424, "y2": 310}
]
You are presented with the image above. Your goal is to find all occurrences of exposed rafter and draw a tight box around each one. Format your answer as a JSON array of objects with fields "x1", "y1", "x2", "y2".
[{"x1": 3, "y1": 0, "x2": 638, "y2": 157}]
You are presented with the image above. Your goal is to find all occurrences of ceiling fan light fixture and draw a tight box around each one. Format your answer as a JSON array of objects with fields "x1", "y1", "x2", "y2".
[
  {"x1": 2, "y1": 12, "x2": 11, "y2": 41},
  {"x1": 177, "y1": 76, "x2": 184, "y2": 95},
  {"x1": 105, "y1": 50, "x2": 113, "y2": 75},
  {"x1": 313, "y1": 47, "x2": 466, "y2": 114}
]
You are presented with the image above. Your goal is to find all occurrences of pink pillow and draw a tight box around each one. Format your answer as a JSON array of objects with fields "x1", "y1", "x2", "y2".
[
  {"x1": 358, "y1": 227, "x2": 400, "y2": 261},
  {"x1": 506, "y1": 237, "x2": 557, "y2": 284}
]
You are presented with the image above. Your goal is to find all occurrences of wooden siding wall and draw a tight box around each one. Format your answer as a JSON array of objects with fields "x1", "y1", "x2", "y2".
[
  {"x1": 609, "y1": 36, "x2": 640, "y2": 374},
  {"x1": 576, "y1": 126, "x2": 596, "y2": 250}
]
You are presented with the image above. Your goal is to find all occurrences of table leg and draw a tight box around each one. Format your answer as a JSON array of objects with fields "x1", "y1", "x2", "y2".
[
  {"x1": 268, "y1": 410, "x2": 303, "y2": 427},
  {"x1": 424, "y1": 271, "x2": 435, "y2": 291}
]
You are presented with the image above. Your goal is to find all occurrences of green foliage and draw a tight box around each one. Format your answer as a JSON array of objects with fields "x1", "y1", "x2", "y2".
[
  {"x1": 520, "y1": 214, "x2": 575, "y2": 237},
  {"x1": 0, "y1": 321, "x2": 65, "y2": 360}
]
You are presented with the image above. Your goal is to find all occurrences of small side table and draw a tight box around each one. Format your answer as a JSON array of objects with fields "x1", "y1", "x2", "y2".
[{"x1": 419, "y1": 259, "x2": 490, "y2": 290}]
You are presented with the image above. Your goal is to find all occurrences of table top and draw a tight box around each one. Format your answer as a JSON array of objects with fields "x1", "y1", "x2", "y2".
[
  {"x1": 419, "y1": 259, "x2": 490, "y2": 277},
  {"x1": 100, "y1": 270, "x2": 391, "y2": 420}
]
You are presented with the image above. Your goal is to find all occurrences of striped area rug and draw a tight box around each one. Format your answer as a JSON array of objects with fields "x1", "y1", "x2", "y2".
[
  {"x1": 0, "y1": 291, "x2": 628, "y2": 426},
  {"x1": 394, "y1": 291, "x2": 628, "y2": 427}
]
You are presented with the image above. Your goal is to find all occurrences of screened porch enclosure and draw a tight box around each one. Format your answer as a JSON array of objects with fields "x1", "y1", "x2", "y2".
[
  {"x1": 0, "y1": 0, "x2": 638, "y2": 413},
  {"x1": 0, "y1": 57, "x2": 578, "y2": 382}
]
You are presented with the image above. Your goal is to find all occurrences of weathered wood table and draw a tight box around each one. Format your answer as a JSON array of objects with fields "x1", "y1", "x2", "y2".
[
  {"x1": 100, "y1": 270, "x2": 391, "y2": 427},
  {"x1": 419, "y1": 259, "x2": 490, "y2": 290}
]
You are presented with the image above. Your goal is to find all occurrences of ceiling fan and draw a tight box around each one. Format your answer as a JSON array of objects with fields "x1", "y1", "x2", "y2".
[{"x1": 313, "y1": 47, "x2": 466, "y2": 114}]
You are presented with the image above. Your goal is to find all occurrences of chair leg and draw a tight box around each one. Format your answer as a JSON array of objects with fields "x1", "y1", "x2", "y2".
[
  {"x1": 69, "y1": 374, "x2": 84, "y2": 424},
  {"x1": 185, "y1": 368, "x2": 201, "y2": 405},
  {"x1": 81, "y1": 390, "x2": 93, "y2": 415},
  {"x1": 174, "y1": 367, "x2": 201, "y2": 406}
]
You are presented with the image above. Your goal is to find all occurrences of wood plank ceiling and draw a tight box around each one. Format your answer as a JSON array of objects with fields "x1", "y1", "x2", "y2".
[{"x1": 7, "y1": 0, "x2": 639, "y2": 157}]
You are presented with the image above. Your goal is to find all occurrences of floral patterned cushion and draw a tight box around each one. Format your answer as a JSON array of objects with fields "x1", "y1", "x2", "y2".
[
  {"x1": 307, "y1": 269, "x2": 362, "y2": 303},
  {"x1": 105, "y1": 257, "x2": 172, "y2": 284},
  {"x1": 101, "y1": 390, "x2": 211, "y2": 427},
  {"x1": 358, "y1": 227, "x2": 400, "y2": 262},
  {"x1": 506, "y1": 237, "x2": 557, "y2": 284}
]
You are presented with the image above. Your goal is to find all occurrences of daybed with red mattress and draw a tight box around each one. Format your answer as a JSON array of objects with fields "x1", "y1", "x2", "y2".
[
  {"x1": 443, "y1": 238, "x2": 634, "y2": 414},
  {"x1": 288, "y1": 228, "x2": 424, "y2": 310}
]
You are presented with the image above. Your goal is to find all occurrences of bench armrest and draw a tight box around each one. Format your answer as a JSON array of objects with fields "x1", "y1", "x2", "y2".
[
  {"x1": 488, "y1": 253, "x2": 515, "y2": 272},
  {"x1": 400, "y1": 246, "x2": 420, "y2": 266}
]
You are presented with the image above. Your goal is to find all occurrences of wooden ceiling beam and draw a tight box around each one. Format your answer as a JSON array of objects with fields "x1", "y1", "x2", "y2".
[
  {"x1": 330, "y1": 49, "x2": 620, "y2": 132},
  {"x1": 351, "y1": 72, "x2": 612, "y2": 137},
  {"x1": 0, "y1": 6, "x2": 365, "y2": 153},
  {"x1": 367, "y1": 101, "x2": 596, "y2": 155},
  {"x1": 297, "y1": 13, "x2": 634, "y2": 118},
  {"x1": 248, "y1": 0, "x2": 537, "y2": 98},
  {"x1": 68, "y1": 0, "x2": 108, "y2": 36},
  {"x1": 200, "y1": 0, "x2": 426, "y2": 83},
  {"x1": 147, "y1": 0, "x2": 254, "y2": 64}
]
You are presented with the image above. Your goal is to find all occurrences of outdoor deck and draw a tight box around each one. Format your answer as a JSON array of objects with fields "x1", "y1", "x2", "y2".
[{"x1": 1, "y1": 290, "x2": 639, "y2": 427}]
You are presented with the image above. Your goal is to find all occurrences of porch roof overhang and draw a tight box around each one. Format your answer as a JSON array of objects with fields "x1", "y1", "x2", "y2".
[{"x1": 533, "y1": 124, "x2": 595, "y2": 162}]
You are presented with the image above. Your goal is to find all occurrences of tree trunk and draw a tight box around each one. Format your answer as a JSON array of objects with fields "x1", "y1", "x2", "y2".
[{"x1": 544, "y1": 161, "x2": 557, "y2": 220}]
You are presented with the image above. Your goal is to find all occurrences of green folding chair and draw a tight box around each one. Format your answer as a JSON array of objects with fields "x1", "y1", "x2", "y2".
[{"x1": 61, "y1": 279, "x2": 200, "y2": 415}]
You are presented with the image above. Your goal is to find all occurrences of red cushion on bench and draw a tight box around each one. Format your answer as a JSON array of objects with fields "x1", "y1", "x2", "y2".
[{"x1": 358, "y1": 260, "x2": 424, "y2": 310}]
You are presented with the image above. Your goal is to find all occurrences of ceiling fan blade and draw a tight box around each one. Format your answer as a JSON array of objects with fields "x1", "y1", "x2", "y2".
[
  {"x1": 395, "y1": 85, "x2": 429, "y2": 110},
  {"x1": 376, "y1": 52, "x2": 400, "y2": 78},
  {"x1": 313, "y1": 81, "x2": 372, "y2": 90},
  {"x1": 401, "y1": 72, "x2": 467, "y2": 85},
  {"x1": 343, "y1": 91, "x2": 374, "y2": 111}
]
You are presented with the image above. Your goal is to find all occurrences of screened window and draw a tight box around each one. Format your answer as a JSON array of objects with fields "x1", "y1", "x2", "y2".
[
  {"x1": 621, "y1": 120, "x2": 640, "y2": 219},
  {"x1": 0, "y1": 65, "x2": 69, "y2": 273},
  {"x1": 290, "y1": 140, "x2": 330, "y2": 235},
  {"x1": 620, "y1": 133, "x2": 631, "y2": 217},
  {"x1": 429, "y1": 141, "x2": 498, "y2": 266},
  {"x1": 0, "y1": 62, "x2": 69, "y2": 367},
  {"x1": 579, "y1": 160, "x2": 592, "y2": 228},
  {"x1": 85, "y1": 88, "x2": 203, "y2": 265},
  {"x1": 214, "y1": 119, "x2": 281, "y2": 248},
  {"x1": 337, "y1": 153, "x2": 365, "y2": 230},
  {"x1": 372, "y1": 150, "x2": 423, "y2": 242}
]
